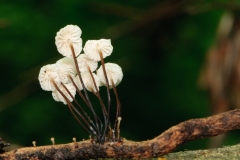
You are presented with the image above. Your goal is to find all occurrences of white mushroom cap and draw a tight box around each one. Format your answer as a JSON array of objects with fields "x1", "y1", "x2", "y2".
[
  {"x1": 83, "y1": 39, "x2": 113, "y2": 61},
  {"x1": 56, "y1": 57, "x2": 77, "y2": 77},
  {"x1": 55, "y1": 25, "x2": 82, "y2": 58},
  {"x1": 56, "y1": 63, "x2": 70, "y2": 84},
  {"x1": 52, "y1": 83, "x2": 76, "y2": 105},
  {"x1": 97, "y1": 63, "x2": 123, "y2": 88},
  {"x1": 74, "y1": 72, "x2": 100, "y2": 92},
  {"x1": 77, "y1": 54, "x2": 98, "y2": 72},
  {"x1": 38, "y1": 64, "x2": 61, "y2": 91}
]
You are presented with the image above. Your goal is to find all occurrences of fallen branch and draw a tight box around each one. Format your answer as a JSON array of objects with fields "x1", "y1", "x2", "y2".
[{"x1": 1, "y1": 109, "x2": 240, "y2": 159}]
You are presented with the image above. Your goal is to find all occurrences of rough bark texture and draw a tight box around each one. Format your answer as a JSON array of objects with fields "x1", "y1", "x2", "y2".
[{"x1": 1, "y1": 109, "x2": 240, "y2": 159}]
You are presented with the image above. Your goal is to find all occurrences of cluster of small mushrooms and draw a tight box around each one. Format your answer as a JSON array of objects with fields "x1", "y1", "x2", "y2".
[{"x1": 38, "y1": 25, "x2": 123, "y2": 144}]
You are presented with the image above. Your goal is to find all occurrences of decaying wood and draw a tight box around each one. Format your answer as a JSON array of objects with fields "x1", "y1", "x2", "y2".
[{"x1": 1, "y1": 109, "x2": 240, "y2": 159}]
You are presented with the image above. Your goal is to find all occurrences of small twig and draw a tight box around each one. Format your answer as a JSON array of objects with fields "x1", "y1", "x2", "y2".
[{"x1": 1, "y1": 109, "x2": 240, "y2": 159}]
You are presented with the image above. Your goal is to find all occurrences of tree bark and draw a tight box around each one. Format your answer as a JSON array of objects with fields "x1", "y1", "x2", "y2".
[{"x1": 1, "y1": 109, "x2": 240, "y2": 159}]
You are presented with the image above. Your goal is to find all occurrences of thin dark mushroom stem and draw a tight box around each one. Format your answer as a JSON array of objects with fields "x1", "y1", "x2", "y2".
[
  {"x1": 68, "y1": 75, "x2": 89, "y2": 107},
  {"x1": 64, "y1": 77, "x2": 99, "y2": 132},
  {"x1": 67, "y1": 103, "x2": 96, "y2": 136},
  {"x1": 60, "y1": 82, "x2": 97, "y2": 132},
  {"x1": 68, "y1": 75, "x2": 101, "y2": 133},
  {"x1": 68, "y1": 74, "x2": 104, "y2": 132},
  {"x1": 109, "y1": 79, "x2": 122, "y2": 140},
  {"x1": 98, "y1": 51, "x2": 111, "y2": 114},
  {"x1": 87, "y1": 66, "x2": 108, "y2": 114},
  {"x1": 87, "y1": 66, "x2": 108, "y2": 134},
  {"x1": 111, "y1": 79, "x2": 121, "y2": 118},
  {"x1": 50, "y1": 79, "x2": 93, "y2": 135},
  {"x1": 68, "y1": 42, "x2": 101, "y2": 136},
  {"x1": 98, "y1": 50, "x2": 111, "y2": 142},
  {"x1": 68, "y1": 75, "x2": 102, "y2": 139}
]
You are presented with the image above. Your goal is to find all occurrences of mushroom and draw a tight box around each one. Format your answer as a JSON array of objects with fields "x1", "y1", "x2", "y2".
[
  {"x1": 97, "y1": 63, "x2": 123, "y2": 88},
  {"x1": 38, "y1": 64, "x2": 61, "y2": 91},
  {"x1": 77, "y1": 54, "x2": 98, "y2": 72},
  {"x1": 83, "y1": 39, "x2": 113, "y2": 61},
  {"x1": 55, "y1": 25, "x2": 82, "y2": 58}
]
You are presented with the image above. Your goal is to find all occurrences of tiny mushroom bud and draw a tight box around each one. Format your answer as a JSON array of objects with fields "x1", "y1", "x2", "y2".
[
  {"x1": 32, "y1": 141, "x2": 36, "y2": 147},
  {"x1": 112, "y1": 129, "x2": 115, "y2": 141},
  {"x1": 72, "y1": 137, "x2": 76, "y2": 143},
  {"x1": 55, "y1": 25, "x2": 82, "y2": 58},
  {"x1": 83, "y1": 39, "x2": 113, "y2": 61},
  {"x1": 97, "y1": 63, "x2": 123, "y2": 88},
  {"x1": 117, "y1": 117, "x2": 122, "y2": 122},
  {"x1": 38, "y1": 64, "x2": 61, "y2": 91},
  {"x1": 52, "y1": 83, "x2": 76, "y2": 104},
  {"x1": 50, "y1": 137, "x2": 55, "y2": 145},
  {"x1": 77, "y1": 54, "x2": 98, "y2": 72},
  {"x1": 72, "y1": 137, "x2": 78, "y2": 148},
  {"x1": 117, "y1": 117, "x2": 122, "y2": 138}
]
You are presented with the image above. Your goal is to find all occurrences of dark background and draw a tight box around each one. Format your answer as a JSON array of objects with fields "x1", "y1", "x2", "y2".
[{"x1": 0, "y1": 0, "x2": 239, "y2": 151}]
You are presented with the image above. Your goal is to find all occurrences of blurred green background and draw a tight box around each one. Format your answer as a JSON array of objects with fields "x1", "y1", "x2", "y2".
[{"x1": 0, "y1": 0, "x2": 239, "y2": 152}]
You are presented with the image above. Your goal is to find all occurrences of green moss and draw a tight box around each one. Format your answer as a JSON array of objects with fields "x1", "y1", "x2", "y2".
[{"x1": 164, "y1": 144, "x2": 240, "y2": 160}]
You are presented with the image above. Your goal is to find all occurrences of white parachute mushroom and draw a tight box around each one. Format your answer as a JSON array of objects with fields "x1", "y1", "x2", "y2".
[
  {"x1": 56, "y1": 63, "x2": 70, "y2": 84},
  {"x1": 38, "y1": 64, "x2": 61, "y2": 91},
  {"x1": 56, "y1": 57, "x2": 77, "y2": 78},
  {"x1": 74, "y1": 72, "x2": 100, "y2": 92},
  {"x1": 55, "y1": 25, "x2": 82, "y2": 58},
  {"x1": 83, "y1": 39, "x2": 113, "y2": 61},
  {"x1": 97, "y1": 63, "x2": 123, "y2": 88},
  {"x1": 77, "y1": 54, "x2": 98, "y2": 72}
]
